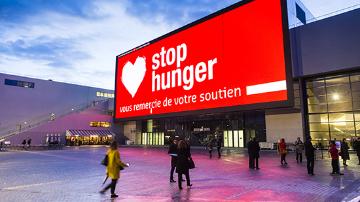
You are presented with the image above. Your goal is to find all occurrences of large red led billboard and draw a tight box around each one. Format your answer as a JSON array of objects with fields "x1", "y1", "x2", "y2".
[{"x1": 115, "y1": 0, "x2": 292, "y2": 120}]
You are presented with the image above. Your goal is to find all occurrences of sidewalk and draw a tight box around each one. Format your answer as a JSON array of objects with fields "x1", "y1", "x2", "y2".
[{"x1": 0, "y1": 147, "x2": 359, "y2": 201}]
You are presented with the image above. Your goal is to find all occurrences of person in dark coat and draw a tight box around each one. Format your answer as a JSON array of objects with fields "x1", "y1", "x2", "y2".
[
  {"x1": 22, "y1": 139, "x2": 26, "y2": 149},
  {"x1": 355, "y1": 137, "x2": 360, "y2": 165},
  {"x1": 216, "y1": 136, "x2": 222, "y2": 158},
  {"x1": 207, "y1": 139, "x2": 213, "y2": 159},
  {"x1": 176, "y1": 140, "x2": 192, "y2": 190},
  {"x1": 168, "y1": 139, "x2": 178, "y2": 183},
  {"x1": 340, "y1": 138, "x2": 350, "y2": 166},
  {"x1": 304, "y1": 137, "x2": 315, "y2": 175},
  {"x1": 27, "y1": 138, "x2": 32, "y2": 148},
  {"x1": 247, "y1": 137, "x2": 260, "y2": 169}
]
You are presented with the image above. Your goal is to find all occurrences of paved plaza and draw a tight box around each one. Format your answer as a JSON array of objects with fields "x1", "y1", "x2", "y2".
[{"x1": 0, "y1": 146, "x2": 360, "y2": 202}]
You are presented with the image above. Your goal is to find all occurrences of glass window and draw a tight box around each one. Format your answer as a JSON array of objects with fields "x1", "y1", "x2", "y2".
[
  {"x1": 355, "y1": 122, "x2": 360, "y2": 132},
  {"x1": 160, "y1": 133, "x2": 164, "y2": 145},
  {"x1": 147, "y1": 120, "x2": 153, "y2": 132},
  {"x1": 307, "y1": 96, "x2": 327, "y2": 105},
  {"x1": 351, "y1": 82, "x2": 360, "y2": 92},
  {"x1": 307, "y1": 87, "x2": 326, "y2": 97},
  {"x1": 353, "y1": 101, "x2": 360, "y2": 110},
  {"x1": 4, "y1": 79, "x2": 35, "y2": 88},
  {"x1": 325, "y1": 76, "x2": 349, "y2": 86},
  {"x1": 309, "y1": 123, "x2": 329, "y2": 131},
  {"x1": 233, "y1": 131, "x2": 239, "y2": 147},
  {"x1": 329, "y1": 122, "x2": 355, "y2": 133},
  {"x1": 350, "y1": 74, "x2": 360, "y2": 82},
  {"x1": 238, "y1": 130, "x2": 244, "y2": 147},
  {"x1": 354, "y1": 113, "x2": 360, "y2": 121},
  {"x1": 329, "y1": 113, "x2": 354, "y2": 122},
  {"x1": 309, "y1": 114, "x2": 328, "y2": 123},
  {"x1": 308, "y1": 104, "x2": 327, "y2": 113},
  {"x1": 228, "y1": 131, "x2": 233, "y2": 147},
  {"x1": 224, "y1": 131, "x2": 228, "y2": 147},
  {"x1": 306, "y1": 79, "x2": 325, "y2": 89},
  {"x1": 327, "y1": 102, "x2": 353, "y2": 112},
  {"x1": 307, "y1": 74, "x2": 358, "y2": 143},
  {"x1": 310, "y1": 131, "x2": 330, "y2": 141}
]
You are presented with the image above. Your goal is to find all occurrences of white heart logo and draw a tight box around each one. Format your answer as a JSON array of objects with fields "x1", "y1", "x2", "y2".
[{"x1": 121, "y1": 56, "x2": 147, "y2": 98}]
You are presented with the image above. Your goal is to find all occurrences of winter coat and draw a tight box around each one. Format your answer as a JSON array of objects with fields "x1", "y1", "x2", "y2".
[
  {"x1": 168, "y1": 143, "x2": 178, "y2": 167},
  {"x1": 340, "y1": 141, "x2": 350, "y2": 160},
  {"x1": 176, "y1": 147, "x2": 191, "y2": 174},
  {"x1": 106, "y1": 149, "x2": 127, "y2": 180},
  {"x1": 329, "y1": 145, "x2": 339, "y2": 160},
  {"x1": 278, "y1": 142, "x2": 287, "y2": 155},
  {"x1": 355, "y1": 140, "x2": 360, "y2": 156},
  {"x1": 304, "y1": 140, "x2": 315, "y2": 158},
  {"x1": 247, "y1": 140, "x2": 260, "y2": 158},
  {"x1": 294, "y1": 140, "x2": 304, "y2": 153}
]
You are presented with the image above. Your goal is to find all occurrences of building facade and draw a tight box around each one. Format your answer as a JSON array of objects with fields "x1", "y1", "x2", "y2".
[{"x1": 117, "y1": 5, "x2": 360, "y2": 149}]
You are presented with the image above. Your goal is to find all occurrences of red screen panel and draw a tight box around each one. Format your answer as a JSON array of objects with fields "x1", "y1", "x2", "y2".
[{"x1": 115, "y1": 0, "x2": 292, "y2": 120}]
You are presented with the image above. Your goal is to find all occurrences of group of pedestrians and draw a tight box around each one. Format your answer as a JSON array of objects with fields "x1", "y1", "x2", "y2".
[
  {"x1": 246, "y1": 136, "x2": 360, "y2": 176},
  {"x1": 21, "y1": 137, "x2": 32, "y2": 149},
  {"x1": 168, "y1": 139, "x2": 193, "y2": 190},
  {"x1": 98, "y1": 136, "x2": 360, "y2": 198}
]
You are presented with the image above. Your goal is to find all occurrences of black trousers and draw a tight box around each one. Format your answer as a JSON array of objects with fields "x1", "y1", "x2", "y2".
[
  {"x1": 306, "y1": 156, "x2": 314, "y2": 174},
  {"x1": 249, "y1": 155, "x2": 254, "y2": 168},
  {"x1": 331, "y1": 159, "x2": 340, "y2": 174},
  {"x1": 255, "y1": 157, "x2": 259, "y2": 169},
  {"x1": 178, "y1": 170, "x2": 190, "y2": 188},
  {"x1": 281, "y1": 154, "x2": 287, "y2": 164},
  {"x1": 170, "y1": 166, "x2": 176, "y2": 180},
  {"x1": 296, "y1": 152, "x2": 302, "y2": 163},
  {"x1": 170, "y1": 157, "x2": 177, "y2": 180},
  {"x1": 249, "y1": 155, "x2": 259, "y2": 169},
  {"x1": 217, "y1": 147, "x2": 221, "y2": 158},
  {"x1": 103, "y1": 179, "x2": 118, "y2": 194},
  {"x1": 209, "y1": 149, "x2": 212, "y2": 158}
]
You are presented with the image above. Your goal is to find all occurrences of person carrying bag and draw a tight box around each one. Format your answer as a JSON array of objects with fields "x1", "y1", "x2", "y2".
[{"x1": 100, "y1": 141, "x2": 128, "y2": 198}]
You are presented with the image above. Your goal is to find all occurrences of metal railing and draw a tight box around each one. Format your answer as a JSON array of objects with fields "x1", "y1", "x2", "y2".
[{"x1": 289, "y1": 4, "x2": 360, "y2": 28}]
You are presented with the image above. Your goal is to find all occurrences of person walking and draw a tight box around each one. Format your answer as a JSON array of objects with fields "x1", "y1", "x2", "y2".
[
  {"x1": 22, "y1": 139, "x2": 26, "y2": 149},
  {"x1": 278, "y1": 138, "x2": 288, "y2": 165},
  {"x1": 329, "y1": 141, "x2": 343, "y2": 175},
  {"x1": 100, "y1": 141, "x2": 128, "y2": 198},
  {"x1": 354, "y1": 137, "x2": 360, "y2": 165},
  {"x1": 168, "y1": 138, "x2": 178, "y2": 183},
  {"x1": 247, "y1": 137, "x2": 260, "y2": 169},
  {"x1": 27, "y1": 137, "x2": 32, "y2": 149},
  {"x1": 304, "y1": 137, "x2": 315, "y2": 175},
  {"x1": 340, "y1": 138, "x2": 350, "y2": 166},
  {"x1": 207, "y1": 139, "x2": 213, "y2": 159},
  {"x1": 176, "y1": 140, "x2": 192, "y2": 190},
  {"x1": 247, "y1": 138, "x2": 255, "y2": 169},
  {"x1": 216, "y1": 136, "x2": 222, "y2": 158},
  {"x1": 294, "y1": 137, "x2": 304, "y2": 163}
]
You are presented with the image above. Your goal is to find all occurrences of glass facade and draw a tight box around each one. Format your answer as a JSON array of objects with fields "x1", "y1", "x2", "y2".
[
  {"x1": 135, "y1": 111, "x2": 265, "y2": 147},
  {"x1": 306, "y1": 73, "x2": 360, "y2": 147}
]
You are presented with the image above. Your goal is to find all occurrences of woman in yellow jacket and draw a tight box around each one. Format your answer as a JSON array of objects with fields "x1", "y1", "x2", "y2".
[{"x1": 100, "y1": 141, "x2": 127, "y2": 198}]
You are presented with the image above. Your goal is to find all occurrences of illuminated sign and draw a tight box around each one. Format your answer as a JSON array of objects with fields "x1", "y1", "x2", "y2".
[{"x1": 115, "y1": 0, "x2": 292, "y2": 120}]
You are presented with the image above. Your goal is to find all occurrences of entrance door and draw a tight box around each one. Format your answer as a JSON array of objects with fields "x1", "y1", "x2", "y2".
[{"x1": 223, "y1": 130, "x2": 244, "y2": 148}]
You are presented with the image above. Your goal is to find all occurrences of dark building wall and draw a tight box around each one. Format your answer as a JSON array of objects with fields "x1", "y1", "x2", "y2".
[{"x1": 291, "y1": 8, "x2": 360, "y2": 77}]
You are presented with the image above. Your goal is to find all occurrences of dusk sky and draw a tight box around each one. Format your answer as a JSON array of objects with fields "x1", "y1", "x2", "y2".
[{"x1": 1, "y1": 0, "x2": 359, "y2": 90}]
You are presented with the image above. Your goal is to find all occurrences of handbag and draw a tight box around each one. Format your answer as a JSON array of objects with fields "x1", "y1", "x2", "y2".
[
  {"x1": 188, "y1": 158, "x2": 195, "y2": 169},
  {"x1": 101, "y1": 154, "x2": 108, "y2": 166}
]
